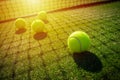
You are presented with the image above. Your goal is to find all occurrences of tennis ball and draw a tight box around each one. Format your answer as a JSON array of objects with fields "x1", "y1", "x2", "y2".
[
  {"x1": 37, "y1": 11, "x2": 47, "y2": 21},
  {"x1": 31, "y1": 19, "x2": 45, "y2": 33},
  {"x1": 68, "y1": 31, "x2": 90, "y2": 53},
  {"x1": 15, "y1": 18, "x2": 26, "y2": 30}
]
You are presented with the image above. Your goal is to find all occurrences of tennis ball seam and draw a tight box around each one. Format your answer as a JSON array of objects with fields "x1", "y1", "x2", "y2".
[{"x1": 70, "y1": 36, "x2": 82, "y2": 52}]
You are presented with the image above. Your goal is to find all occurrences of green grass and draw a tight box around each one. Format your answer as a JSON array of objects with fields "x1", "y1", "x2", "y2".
[{"x1": 0, "y1": 1, "x2": 120, "y2": 80}]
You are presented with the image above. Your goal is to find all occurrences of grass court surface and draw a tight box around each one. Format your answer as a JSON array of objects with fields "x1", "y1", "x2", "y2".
[{"x1": 0, "y1": 1, "x2": 120, "y2": 80}]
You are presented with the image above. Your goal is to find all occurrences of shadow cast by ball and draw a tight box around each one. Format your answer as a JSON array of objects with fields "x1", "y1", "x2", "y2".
[
  {"x1": 73, "y1": 51, "x2": 102, "y2": 72},
  {"x1": 15, "y1": 28, "x2": 26, "y2": 34},
  {"x1": 33, "y1": 32, "x2": 47, "y2": 40},
  {"x1": 43, "y1": 20, "x2": 49, "y2": 24}
]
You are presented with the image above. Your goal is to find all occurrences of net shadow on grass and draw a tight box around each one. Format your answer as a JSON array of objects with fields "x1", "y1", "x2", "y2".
[{"x1": 73, "y1": 51, "x2": 102, "y2": 72}]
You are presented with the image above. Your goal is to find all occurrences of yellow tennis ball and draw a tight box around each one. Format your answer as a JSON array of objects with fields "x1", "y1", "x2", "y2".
[
  {"x1": 15, "y1": 18, "x2": 26, "y2": 30},
  {"x1": 31, "y1": 19, "x2": 45, "y2": 33},
  {"x1": 37, "y1": 11, "x2": 47, "y2": 21},
  {"x1": 68, "y1": 31, "x2": 91, "y2": 53}
]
